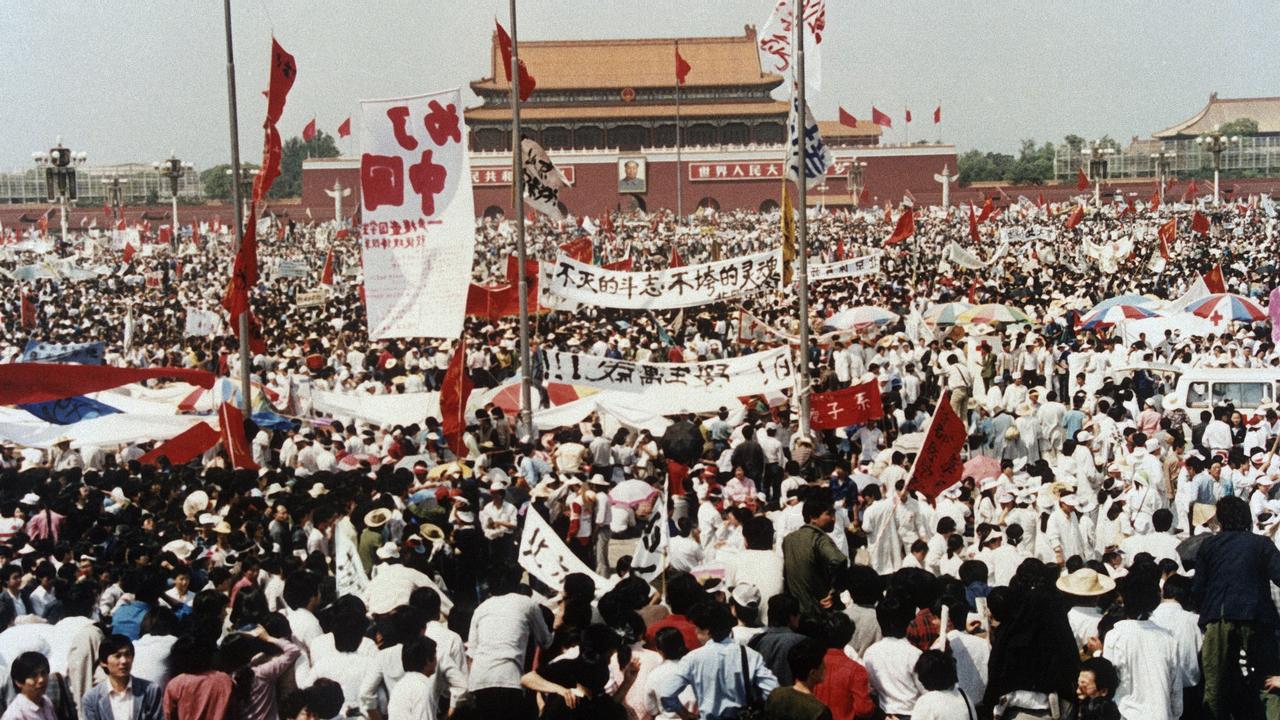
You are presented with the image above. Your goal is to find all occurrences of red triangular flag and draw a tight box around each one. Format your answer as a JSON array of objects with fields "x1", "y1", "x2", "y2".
[
  {"x1": 337, "y1": 117, "x2": 351, "y2": 138},
  {"x1": 907, "y1": 392, "x2": 967, "y2": 501},
  {"x1": 1157, "y1": 218, "x2": 1175, "y2": 260},
  {"x1": 221, "y1": 206, "x2": 258, "y2": 322},
  {"x1": 905, "y1": 108, "x2": 912, "y2": 124},
  {"x1": 122, "y1": 242, "x2": 136, "y2": 264},
  {"x1": 321, "y1": 248, "x2": 335, "y2": 286},
  {"x1": 439, "y1": 342, "x2": 473, "y2": 456},
  {"x1": 967, "y1": 202, "x2": 980, "y2": 244},
  {"x1": 933, "y1": 105, "x2": 941, "y2": 124},
  {"x1": 1036, "y1": 192, "x2": 1046, "y2": 210},
  {"x1": 495, "y1": 20, "x2": 537, "y2": 102},
  {"x1": 265, "y1": 38, "x2": 296, "y2": 126},
  {"x1": 669, "y1": 244, "x2": 684, "y2": 268},
  {"x1": 218, "y1": 402, "x2": 259, "y2": 471},
  {"x1": 1076, "y1": 167, "x2": 1090, "y2": 191},
  {"x1": 302, "y1": 118, "x2": 317, "y2": 142},
  {"x1": 138, "y1": 422, "x2": 220, "y2": 466},
  {"x1": 838, "y1": 107, "x2": 858, "y2": 129},
  {"x1": 1064, "y1": 204, "x2": 1085, "y2": 229},
  {"x1": 871, "y1": 106, "x2": 893, "y2": 128},
  {"x1": 976, "y1": 196, "x2": 994, "y2": 224},
  {"x1": 1203, "y1": 264, "x2": 1226, "y2": 293},
  {"x1": 675, "y1": 47, "x2": 692, "y2": 86},
  {"x1": 885, "y1": 208, "x2": 914, "y2": 246},
  {"x1": 1190, "y1": 210, "x2": 1210, "y2": 235}
]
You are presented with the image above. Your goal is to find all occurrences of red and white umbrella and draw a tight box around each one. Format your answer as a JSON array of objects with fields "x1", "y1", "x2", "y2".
[{"x1": 1184, "y1": 293, "x2": 1267, "y2": 330}]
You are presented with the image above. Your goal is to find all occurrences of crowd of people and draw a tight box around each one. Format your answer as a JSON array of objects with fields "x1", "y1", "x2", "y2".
[{"x1": 0, "y1": 191, "x2": 1278, "y2": 720}]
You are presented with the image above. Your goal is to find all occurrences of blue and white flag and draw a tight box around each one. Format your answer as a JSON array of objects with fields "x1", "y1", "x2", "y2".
[
  {"x1": 21, "y1": 340, "x2": 106, "y2": 365},
  {"x1": 785, "y1": 83, "x2": 832, "y2": 190},
  {"x1": 18, "y1": 396, "x2": 120, "y2": 425}
]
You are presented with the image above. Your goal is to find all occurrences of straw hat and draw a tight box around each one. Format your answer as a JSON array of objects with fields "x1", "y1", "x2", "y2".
[
  {"x1": 213, "y1": 521, "x2": 233, "y2": 535},
  {"x1": 364, "y1": 508, "x2": 392, "y2": 529},
  {"x1": 183, "y1": 491, "x2": 210, "y2": 519},
  {"x1": 1056, "y1": 568, "x2": 1116, "y2": 597},
  {"x1": 418, "y1": 524, "x2": 446, "y2": 542}
]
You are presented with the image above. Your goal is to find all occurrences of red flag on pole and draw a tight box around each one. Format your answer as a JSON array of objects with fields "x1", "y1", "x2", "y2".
[
  {"x1": 976, "y1": 196, "x2": 994, "y2": 224},
  {"x1": 809, "y1": 380, "x2": 883, "y2": 430},
  {"x1": 907, "y1": 392, "x2": 968, "y2": 500},
  {"x1": 320, "y1": 248, "x2": 335, "y2": 286},
  {"x1": 1076, "y1": 167, "x2": 1090, "y2": 191},
  {"x1": 496, "y1": 20, "x2": 537, "y2": 102},
  {"x1": 337, "y1": 117, "x2": 351, "y2": 138},
  {"x1": 218, "y1": 402, "x2": 259, "y2": 471},
  {"x1": 1121, "y1": 194, "x2": 1136, "y2": 218},
  {"x1": 439, "y1": 342, "x2": 473, "y2": 456},
  {"x1": 1190, "y1": 210, "x2": 1210, "y2": 235},
  {"x1": 1036, "y1": 192, "x2": 1046, "y2": 210},
  {"x1": 870, "y1": 106, "x2": 892, "y2": 128},
  {"x1": 138, "y1": 422, "x2": 220, "y2": 466},
  {"x1": 1148, "y1": 189, "x2": 1161, "y2": 214},
  {"x1": 1157, "y1": 218, "x2": 1175, "y2": 260},
  {"x1": 967, "y1": 202, "x2": 980, "y2": 244},
  {"x1": 1064, "y1": 204, "x2": 1085, "y2": 229},
  {"x1": 1203, "y1": 264, "x2": 1226, "y2": 294},
  {"x1": 301, "y1": 118, "x2": 317, "y2": 142},
  {"x1": 122, "y1": 242, "x2": 136, "y2": 265},
  {"x1": 905, "y1": 108, "x2": 912, "y2": 124},
  {"x1": 221, "y1": 206, "x2": 258, "y2": 322},
  {"x1": 933, "y1": 105, "x2": 941, "y2": 124},
  {"x1": 885, "y1": 208, "x2": 914, "y2": 246},
  {"x1": 669, "y1": 244, "x2": 684, "y2": 268},
  {"x1": 838, "y1": 107, "x2": 858, "y2": 129},
  {"x1": 158, "y1": 227, "x2": 172, "y2": 246},
  {"x1": 675, "y1": 47, "x2": 692, "y2": 86},
  {"x1": 265, "y1": 38, "x2": 296, "y2": 126}
]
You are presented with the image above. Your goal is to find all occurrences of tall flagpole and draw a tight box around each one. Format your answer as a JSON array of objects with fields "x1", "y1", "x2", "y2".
[
  {"x1": 222, "y1": 0, "x2": 252, "y2": 416},
  {"x1": 510, "y1": 0, "x2": 534, "y2": 440},
  {"x1": 675, "y1": 41, "x2": 684, "y2": 226},
  {"x1": 794, "y1": 0, "x2": 812, "y2": 440}
]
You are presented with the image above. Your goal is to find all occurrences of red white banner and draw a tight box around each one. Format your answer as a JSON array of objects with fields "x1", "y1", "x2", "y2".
[
  {"x1": 689, "y1": 158, "x2": 857, "y2": 183},
  {"x1": 809, "y1": 380, "x2": 883, "y2": 430},
  {"x1": 472, "y1": 165, "x2": 575, "y2": 186},
  {"x1": 359, "y1": 88, "x2": 475, "y2": 339}
]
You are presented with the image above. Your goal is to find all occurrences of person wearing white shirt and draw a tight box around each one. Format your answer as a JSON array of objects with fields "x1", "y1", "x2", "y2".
[
  {"x1": 863, "y1": 597, "x2": 923, "y2": 718},
  {"x1": 1045, "y1": 496, "x2": 1088, "y2": 564},
  {"x1": 911, "y1": 649, "x2": 977, "y2": 720},
  {"x1": 1118, "y1": 509, "x2": 1182, "y2": 569},
  {"x1": 1148, "y1": 576, "x2": 1203, "y2": 712},
  {"x1": 386, "y1": 637, "x2": 438, "y2": 720},
  {"x1": 1102, "y1": 568, "x2": 1181, "y2": 720},
  {"x1": 466, "y1": 575, "x2": 551, "y2": 718}
]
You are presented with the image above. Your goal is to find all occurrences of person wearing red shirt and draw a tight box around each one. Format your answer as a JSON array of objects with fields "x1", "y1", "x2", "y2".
[{"x1": 811, "y1": 612, "x2": 875, "y2": 720}]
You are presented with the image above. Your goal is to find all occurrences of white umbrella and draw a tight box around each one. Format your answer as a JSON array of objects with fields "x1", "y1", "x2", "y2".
[{"x1": 823, "y1": 306, "x2": 900, "y2": 330}]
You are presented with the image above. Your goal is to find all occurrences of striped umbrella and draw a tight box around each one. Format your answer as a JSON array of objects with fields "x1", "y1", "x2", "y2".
[
  {"x1": 824, "y1": 306, "x2": 900, "y2": 330},
  {"x1": 1086, "y1": 293, "x2": 1161, "y2": 316},
  {"x1": 1080, "y1": 304, "x2": 1162, "y2": 329},
  {"x1": 923, "y1": 301, "x2": 973, "y2": 326},
  {"x1": 1184, "y1": 293, "x2": 1268, "y2": 328},
  {"x1": 955, "y1": 303, "x2": 1033, "y2": 325}
]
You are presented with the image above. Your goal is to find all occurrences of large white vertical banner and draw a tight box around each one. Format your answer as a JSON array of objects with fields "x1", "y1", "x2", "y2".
[{"x1": 359, "y1": 88, "x2": 475, "y2": 338}]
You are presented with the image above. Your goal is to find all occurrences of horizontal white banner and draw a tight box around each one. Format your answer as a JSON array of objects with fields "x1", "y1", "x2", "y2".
[
  {"x1": 544, "y1": 251, "x2": 780, "y2": 309},
  {"x1": 543, "y1": 346, "x2": 795, "y2": 396}
]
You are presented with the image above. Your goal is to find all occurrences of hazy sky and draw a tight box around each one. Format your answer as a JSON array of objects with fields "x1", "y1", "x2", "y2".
[{"x1": 4, "y1": 1, "x2": 1278, "y2": 172}]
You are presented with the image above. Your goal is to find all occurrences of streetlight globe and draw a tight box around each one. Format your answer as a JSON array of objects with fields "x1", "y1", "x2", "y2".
[
  {"x1": 1230, "y1": 136, "x2": 1239, "y2": 143},
  {"x1": 152, "y1": 161, "x2": 161, "y2": 170}
]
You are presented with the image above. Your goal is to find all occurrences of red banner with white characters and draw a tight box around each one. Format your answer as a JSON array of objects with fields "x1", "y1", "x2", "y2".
[
  {"x1": 809, "y1": 379, "x2": 883, "y2": 430},
  {"x1": 689, "y1": 158, "x2": 857, "y2": 182}
]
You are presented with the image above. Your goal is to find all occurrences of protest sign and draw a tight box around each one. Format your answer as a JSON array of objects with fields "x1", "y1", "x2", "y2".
[
  {"x1": 543, "y1": 346, "x2": 795, "y2": 396},
  {"x1": 545, "y1": 252, "x2": 780, "y2": 310},
  {"x1": 809, "y1": 253, "x2": 881, "y2": 282},
  {"x1": 518, "y1": 506, "x2": 607, "y2": 592}
]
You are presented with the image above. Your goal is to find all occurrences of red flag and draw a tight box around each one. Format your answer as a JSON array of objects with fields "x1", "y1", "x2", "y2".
[
  {"x1": 933, "y1": 105, "x2": 941, "y2": 124},
  {"x1": 20, "y1": 292, "x2": 36, "y2": 330},
  {"x1": 122, "y1": 242, "x2": 136, "y2": 264},
  {"x1": 0, "y1": 364, "x2": 214, "y2": 406},
  {"x1": 967, "y1": 202, "x2": 980, "y2": 244},
  {"x1": 222, "y1": 206, "x2": 258, "y2": 322},
  {"x1": 558, "y1": 237, "x2": 593, "y2": 263},
  {"x1": 967, "y1": 279, "x2": 979, "y2": 303},
  {"x1": 976, "y1": 196, "x2": 994, "y2": 223},
  {"x1": 870, "y1": 106, "x2": 892, "y2": 128},
  {"x1": 905, "y1": 108, "x2": 912, "y2": 124},
  {"x1": 885, "y1": 208, "x2": 914, "y2": 246},
  {"x1": 1120, "y1": 195, "x2": 1136, "y2": 218},
  {"x1": 1203, "y1": 264, "x2": 1226, "y2": 294},
  {"x1": 138, "y1": 422, "x2": 220, "y2": 466},
  {"x1": 465, "y1": 283, "x2": 519, "y2": 321},
  {"x1": 838, "y1": 107, "x2": 858, "y2": 129},
  {"x1": 1064, "y1": 204, "x2": 1085, "y2": 229},
  {"x1": 37, "y1": 214, "x2": 48, "y2": 238},
  {"x1": 675, "y1": 47, "x2": 692, "y2": 86},
  {"x1": 859, "y1": 187, "x2": 870, "y2": 204},
  {"x1": 301, "y1": 118, "x2": 317, "y2": 142},
  {"x1": 495, "y1": 20, "x2": 537, "y2": 102},
  {"x1": 809, "y1": 380, "x2": 883, "y2": 430},
  {"x1": 834, "y1": 235, "x2": 845, "y2": 261},
  {"x1": 1076, "y1": 167, "x2": 1090, "y2": 191},
  {"x1": 158, "y1": 227, "x2": 172, "y2": 245},
  {"x1": 1157, "y1": 219, "x2": 1175, "y2": 260},
  {"x1": 1036, "y1": 192, "x2": 1046, "y2": 210},
  {"x1": 255, "y1": 123, "x2": 283, "y2": 204},
  {"x1": 1148, "y1": 190, "x2": 1161, "y2": 214},
  {"x1": 907, "y1": 392, "x2": 968, "y2": 500},
  {"x1": 264, "y1": 38, "x2": 296, "y2": 126},
  {"x1": 337, "y1": 117, "x2": 351, "y2": 138},
  {"x1": 439, "y1": 342, "x2": 473, "y2": 456},
  {"x1": 669, "y1": 244, "x2": 684, "y2": 268},
  {"x1": 1191, "y1": 210, "x2": 1210, "y2": 235},
  {"x1": 218, "y1": 402, "x2": 259, "y2": 471},
  {"x1": 603, "y1": 258, "x2": 634, "y2": 272},
  {"x1": 321, "y1": 248, "x2": 335, "y2": 285}
]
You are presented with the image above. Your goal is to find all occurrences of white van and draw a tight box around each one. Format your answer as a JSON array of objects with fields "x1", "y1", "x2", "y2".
[{"x1": 1163, "y1": 367, "x2": 1280, "y2": 413}]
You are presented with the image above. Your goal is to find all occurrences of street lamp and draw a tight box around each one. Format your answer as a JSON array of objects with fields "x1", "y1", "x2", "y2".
[
  {"x1": 32, "y1": 136, "x2": 87, "y2": 251},
  {"x1": 225, "y1": 167, "x2": 259, "y2": 221},
  {"x1": 1149, "y1": 149, "x2": 1175, "y2": 207},
  {"x1": 100, "y1": 176, "x2": 128, "y2": 224},
  {"x1": 847, "y1": 159, "x2": 867, "y2": 205},
  {"x1": 154, "y1": 152, "x2": 193, "y2": 246},
  {"x1": 1195, "y1": 125, "x2": 1238, "y2": 205},
  {"x1": 1087, "y1": 141, "x2": 1114, "y2": 208}
]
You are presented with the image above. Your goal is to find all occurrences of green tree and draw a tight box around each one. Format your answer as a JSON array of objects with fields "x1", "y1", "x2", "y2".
[
  {"x1": 1216, "y1": 118, "x2": 1259, "y2": 137},
  {"x1": 271, "y1": 131, "x2": 340, "y2": 199},
  {"x1": 1063, "y1": 134, "x2": 1085, "y2": 152},
  {"x1": 1006, "y1": 139, "x2": 1054, "y2": 185},
  {"x1": 200, "y1": 163, "x2": 261, "y2": 201}
]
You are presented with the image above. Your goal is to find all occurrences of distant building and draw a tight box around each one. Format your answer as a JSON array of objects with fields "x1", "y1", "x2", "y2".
[{"x1": 1153, "y1": 92, "x2": 1280, "y2": 140}]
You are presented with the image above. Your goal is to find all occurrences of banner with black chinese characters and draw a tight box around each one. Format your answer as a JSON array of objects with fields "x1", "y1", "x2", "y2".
[
  {"x1": 521, "y1": 138, "x2": 569, "y2": 221},
  {"x1": 543, "y1": 346, "x2": 795, "y2": 396},
  {"x1": 630, "y1": 491, "x2": 668, "y2": 583},
  {"x1": 545, "y1": 251, "x2": 780, "y2": 310},
  {"x1": 808, "y1": 253, "x2": 881, "y2": 282},
  {"x1": 359, "y1": 88, "x2": 475, "y2": 339},
  {"x1": 518, "y1": 503, "x2": 608, "y2": 592}
]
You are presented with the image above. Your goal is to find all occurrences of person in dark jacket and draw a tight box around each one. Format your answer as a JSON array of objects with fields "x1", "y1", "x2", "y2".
[
  {"x1": 1191, "y1": 496, "x2": 1280, "y2": 719},
  {"x1": 781, "y1": 497, "x2": 847, "y2": 620},
  {"x1": 983, "y1": 560, "x2": 1079, "y2": 716},
  {"x1": 729, "y1": 423, "x2": 767, "y2": 485}
]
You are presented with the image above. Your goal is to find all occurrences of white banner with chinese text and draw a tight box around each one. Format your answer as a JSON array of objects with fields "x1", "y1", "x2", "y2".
[
  {"x1": 543, "y1": 346, "x2": 795, "y2": 396},
  {"x1": 359, "y1": 88, "x2": 475, "y2": 339},
  {"x1": 518, "y1": 505, "x2": 608, "y2": 592},
  {"x1": 809, "y1": 253, "x2": 881, "y2": 282},
  {"x1": 544, "y1": 251, "x2": 780, "y2": 310}
]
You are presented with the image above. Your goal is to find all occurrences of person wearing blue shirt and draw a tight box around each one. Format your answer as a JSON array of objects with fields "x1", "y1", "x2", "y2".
[
  {"x1": 659, "y1": 600, "x2": 778, "y2": 719},
  {"x1": 110, "y1": 570, "x2": 162, "y2": 641}
]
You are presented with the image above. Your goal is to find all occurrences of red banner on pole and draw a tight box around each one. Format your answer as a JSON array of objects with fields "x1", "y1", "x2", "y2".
[
  {"x1": 809, "y1": 380, "x2": 883, "y2": 430},
  {"x1": 907, "y1": 392, "x2": 968, "y2": 500}
]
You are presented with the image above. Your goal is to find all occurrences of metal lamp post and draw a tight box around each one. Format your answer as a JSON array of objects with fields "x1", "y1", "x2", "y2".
[
  {"x1": 847, "y1": 159, "x2": 867, "y2": 205},
  {"x1": 1087, "y1": 141, "x2": 1114, "y2": 208},
  {"x1": 101, "y1": 176, "x2": 128, "y2": 224},
  {"x1": 225, "y1": 167, "x2": 259, "y2": 220},
  {"x1": 32, "y1": 137, "x2": 86, "y2": 252},
  {"x1": 1195, "y1": 126, "x2": 1237, "y2": 205},
  {"x1": 1149, "y1": 149, "x2": 1175, "y2": 206},
  {"x1": 154, "y1": 152, "x2": 193, "y2": 246}
]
